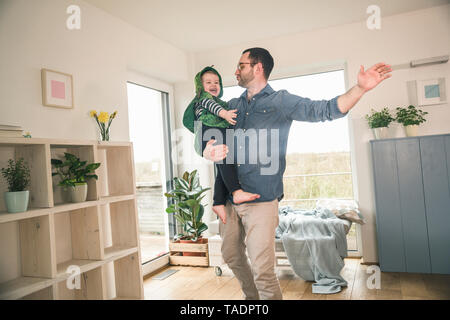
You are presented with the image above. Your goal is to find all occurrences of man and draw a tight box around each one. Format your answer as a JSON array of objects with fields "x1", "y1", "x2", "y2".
[{"x1": 203, "y1": 47, "x2": 392, "y2": 300}]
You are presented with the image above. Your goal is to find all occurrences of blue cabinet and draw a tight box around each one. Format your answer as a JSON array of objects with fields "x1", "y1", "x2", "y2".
[{"x1": 371, "y1": 134, "x2": 450, "y2": 274}]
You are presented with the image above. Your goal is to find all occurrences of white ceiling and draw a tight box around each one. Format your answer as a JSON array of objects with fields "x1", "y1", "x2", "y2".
[{"x1": 85, "y1": 0, "x2": 449, "y2": 53}]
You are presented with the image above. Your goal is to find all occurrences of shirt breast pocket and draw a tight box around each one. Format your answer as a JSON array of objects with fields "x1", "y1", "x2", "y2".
[
  {"x1": 254, "y1": 105, "x2": 277, "y2": 115},
  {"x1": 252, "y1": 105, "x2": 279, "y2": 126}
]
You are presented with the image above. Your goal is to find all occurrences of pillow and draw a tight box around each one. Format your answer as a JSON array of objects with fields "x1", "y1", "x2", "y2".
[{"x1": 315, "y1": 199, "x2": 365, "y2": 225}]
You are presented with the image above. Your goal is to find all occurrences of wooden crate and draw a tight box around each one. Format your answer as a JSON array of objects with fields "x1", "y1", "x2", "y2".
[{"x1": 169, "y1": 239, "x2": 209, "y2": 267}]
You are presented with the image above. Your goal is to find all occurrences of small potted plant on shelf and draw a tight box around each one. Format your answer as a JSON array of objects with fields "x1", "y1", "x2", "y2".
[
  {"x1": 164, "y1": 170, "x2": 210, "y2": 260},
  {"x1": 365, "y1": 107, "x2": 395, "y2": 140},
  {"x1": 51, "y1": 152, "x2": 101, "y2": 203},
  {"x1": 1, "y1": 158, "x2": 31, "y2": 213},
  {"x1": 395, "y1": 105, "x2": 428, "y2": 137}
]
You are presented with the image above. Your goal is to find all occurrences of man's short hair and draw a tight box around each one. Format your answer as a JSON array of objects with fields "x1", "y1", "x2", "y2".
[{"x1": 242, "y1": 47, "x2": 274, "y2": 80}]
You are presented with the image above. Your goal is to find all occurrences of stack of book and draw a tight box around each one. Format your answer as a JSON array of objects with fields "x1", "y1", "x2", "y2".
[{"x1": 0, "y1": 124, "x2": 24, "y2": 138}]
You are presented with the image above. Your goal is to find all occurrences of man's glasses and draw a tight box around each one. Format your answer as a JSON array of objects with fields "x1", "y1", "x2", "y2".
[{"x1": 237, "y1": 62, "x2": 256, "y2": 71}]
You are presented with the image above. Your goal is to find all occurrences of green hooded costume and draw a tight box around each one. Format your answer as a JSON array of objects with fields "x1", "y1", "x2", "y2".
[{"x1": 183, "y1": 66, "x2": 230, "y2": 155}]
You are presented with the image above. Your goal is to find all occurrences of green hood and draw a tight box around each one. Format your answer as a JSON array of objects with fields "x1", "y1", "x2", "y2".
[{"x1": 183, "y1": 66, "x2": 229, "y2": 134}]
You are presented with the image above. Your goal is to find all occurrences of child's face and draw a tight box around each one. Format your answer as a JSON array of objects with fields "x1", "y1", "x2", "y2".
[{"x1": 202, "y1": 72, "x2": 220, "y2": 97}]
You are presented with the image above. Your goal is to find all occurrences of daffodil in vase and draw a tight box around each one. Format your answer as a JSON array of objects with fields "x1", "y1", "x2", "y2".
[{"x1": 90, "y1": 110, "x2": 117, "y2": 141}]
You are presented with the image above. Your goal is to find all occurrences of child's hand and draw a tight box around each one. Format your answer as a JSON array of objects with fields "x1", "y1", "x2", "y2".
[{"x1": 219, "y1": 109, "x2": 238, "y2": 125}]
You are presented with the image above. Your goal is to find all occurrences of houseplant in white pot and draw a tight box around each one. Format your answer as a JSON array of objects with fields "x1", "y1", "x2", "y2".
[
  {"x1": 51, "y1": 152, "x2": 100, "y2": 203},
  {"x1": 395, "y1": 105, "x2": 428, "y2": 137},
  {"x1": 1, "y1": 158, "x2": 31, "y2": 213},
  {"x1": 365, "y1": 108, "x2": 395, "y2": 139}
]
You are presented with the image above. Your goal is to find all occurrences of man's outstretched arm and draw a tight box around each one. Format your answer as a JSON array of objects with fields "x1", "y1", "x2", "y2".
[{"x1": 337, "y1": 62, "x2": 392, "y2": 114}]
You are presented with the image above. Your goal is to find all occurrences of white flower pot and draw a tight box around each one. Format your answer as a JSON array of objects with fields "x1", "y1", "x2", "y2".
[
  {"x1": 69, "y1": 183, "x2": 88, "y2": 203},
  {"x1": 372, "y1": 127, "x2": 389, "y2": 140},
  {"x1": 4, "y1": 190, "x2": 29, "y2": 213},
  {"x1": 404, "y1": 125, "x2": 419, "y2": 137}
]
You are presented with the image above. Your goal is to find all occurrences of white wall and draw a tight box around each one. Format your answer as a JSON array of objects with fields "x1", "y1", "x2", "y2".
[
  {"x1": 174, "y1": 4, "x2": 450, "y2": 262},
  {"x1": 0, "y1": 0, "x2": 189, "y2": 284},
  {"x1": 0, "y1": 0, "x2": 189, "y2": 141}
]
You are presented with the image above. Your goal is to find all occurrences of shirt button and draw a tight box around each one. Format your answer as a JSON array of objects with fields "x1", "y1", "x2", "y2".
[
  {"x1": 238, "y1": 164, "x2": 240, "y2": 167},
  {"x1": 264, "y1": 110, "x2": 266, "y2": 113},
  {"x1": 246, "y1": 112, "x2": 249, "y2": 115}
]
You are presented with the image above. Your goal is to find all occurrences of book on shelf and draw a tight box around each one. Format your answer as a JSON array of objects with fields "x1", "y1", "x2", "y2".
[
  {"x1": 0, "y1": 124, "x2": 23, "y2": 131},
  {"x1": 0, "y1": 130, "x2": 24, "y2": 138}
]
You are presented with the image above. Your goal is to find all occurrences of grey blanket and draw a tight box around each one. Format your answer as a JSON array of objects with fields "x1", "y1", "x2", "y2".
[{"x1": 276, "y1": 206, "x2": 349, "y2": 294}]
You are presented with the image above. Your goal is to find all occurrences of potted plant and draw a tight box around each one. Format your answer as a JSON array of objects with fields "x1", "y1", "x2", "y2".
[
  {"x1": 395, "y1": 105, "x2": 428, "y2": 137},
  {"x1": 365, "y1": 108, "x2": 395, "y2": 139},
  {"x1": 164, "y1": 170, "x2": 210, "y2": 257},
  {"x1": 51, "y1": 152, "x2": 100, "y2": 203},
  {"x1": 1, "y1": 158, "x2": 31, "y2": 213}
]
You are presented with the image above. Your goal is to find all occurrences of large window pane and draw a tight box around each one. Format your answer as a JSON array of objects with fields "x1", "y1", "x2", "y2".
[
  {"x1": 127, "y1": 82, "x2": 170, "y2": 264},
  {"x1": 223, "y1": 69, "x2": 358, "y2": 252}
]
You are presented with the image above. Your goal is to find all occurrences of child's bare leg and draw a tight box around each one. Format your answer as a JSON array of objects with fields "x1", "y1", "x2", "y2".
[
  {"x1": 232, "y1": 189, "x2": 260, "y2": 204},
  {"x1": 212, "y1": 205, "x2": 227, "y2": 224}
]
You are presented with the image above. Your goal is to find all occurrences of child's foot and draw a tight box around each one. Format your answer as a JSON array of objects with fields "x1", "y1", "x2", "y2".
[
  {"x1": 212, "y1": 205, "x2": 227, "y2": 224},
  {"x1": 232, "y1": 189, "x2": 260, "y2": 204}
]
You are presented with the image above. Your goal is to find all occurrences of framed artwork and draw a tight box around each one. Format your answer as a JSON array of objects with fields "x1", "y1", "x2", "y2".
[
  {"x1": 416, "y1": 78, "x2": 446, "y2": 106},
  {"x1": 41, "y1": 68, "x2": 74, "y2": 109}
]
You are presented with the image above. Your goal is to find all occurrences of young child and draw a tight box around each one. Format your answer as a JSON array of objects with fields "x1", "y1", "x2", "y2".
[{"x1": 183, "y1": 66, "x2": 260, "y2": 223}]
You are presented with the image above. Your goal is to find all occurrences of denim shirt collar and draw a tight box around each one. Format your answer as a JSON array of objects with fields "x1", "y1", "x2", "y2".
[{"x1": 240, "y1": 83, "x2": 275, "y2": 101}]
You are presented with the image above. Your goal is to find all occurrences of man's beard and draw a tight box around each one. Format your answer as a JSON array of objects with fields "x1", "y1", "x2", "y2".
[{"x1": 238, "y1": 72, "x2": 254, "y2": 88}]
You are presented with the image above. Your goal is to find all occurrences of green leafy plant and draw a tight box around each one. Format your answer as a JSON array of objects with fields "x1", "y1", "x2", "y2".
[
  {"x1": 365, "y1": 108, "x2": 395, "y2": 128},
  {"x1": 164, "y1": 170, "x2": 210, "y2": 241},
  {"x1": 51, "y1": 152, "x2": 100, "y2": 188},
  {"x1": 395, "y1": 105, "x2": 428, "y2": 126},
  {"x1": 1, "y1": 158, "x2": 31, "y2": 192}
]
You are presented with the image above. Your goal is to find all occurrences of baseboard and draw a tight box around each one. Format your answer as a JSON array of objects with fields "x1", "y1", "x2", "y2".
[
  {"x1": 360, "y1": 259, "x2": 380, "y2": 266},
  {"x1": 142, "y1": 254, "x2": 170, "y2": 278}
]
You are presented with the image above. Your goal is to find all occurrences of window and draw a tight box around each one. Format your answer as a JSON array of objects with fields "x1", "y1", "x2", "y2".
[
  {"x1": 223, "y1": 69, "x2": 358, "y2": 252},
  {"x1": 127, "y1": 82, "x2": 175, "y2": 265}
]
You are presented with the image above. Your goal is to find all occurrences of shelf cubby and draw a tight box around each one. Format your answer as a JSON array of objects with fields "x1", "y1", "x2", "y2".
[
  {"x1": 101, "y1": 199, "x2": 138, "y2": 253},
  {"x1": 0, "y1": 142, "x2": 52, "y2": 212},
  {"x1": 108, "y1": 252, "x2": 143, "y2": 300},
  {"x1": 50, "y1": 144, "x2": 98, "y2": 205},
  {"x1": 0, "y1": 214, "x2": 55, "y2": 300},
  {"x1": 54, "y1": 206, "x2": 104, "y2": 273},
  {"x1": 55, "y1": 266, "x2": 105, "y2": 300},
  {"x1": 21, "y1": 284, "x2": 56, "y2": 300},
  {"x1": 96, "y1": 145, "x2": 135, "y2": 197}
]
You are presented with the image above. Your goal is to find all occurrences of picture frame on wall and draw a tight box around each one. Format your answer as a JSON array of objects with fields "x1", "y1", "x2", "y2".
[
  {"x1": 416, "y1": 78, "x2": 446, "y2": 106},
  {"x1": 41, "y1": 68, "x2": 74, "y2": 109}
]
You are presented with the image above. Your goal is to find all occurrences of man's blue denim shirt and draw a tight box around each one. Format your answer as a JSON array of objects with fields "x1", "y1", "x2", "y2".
[{"x1": 224, "y1": 84, "x2": 348, "y2": 203}]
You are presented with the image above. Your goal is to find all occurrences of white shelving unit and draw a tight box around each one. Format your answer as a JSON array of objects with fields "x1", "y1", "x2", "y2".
[{"x1": 0, "y1": 138, "x2": 144, "y2": 300}]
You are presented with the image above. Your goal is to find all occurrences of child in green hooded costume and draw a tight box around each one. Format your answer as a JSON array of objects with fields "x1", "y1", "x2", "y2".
[{"x1": 183, "y1": 66, "x2": 260, "y2": 222}]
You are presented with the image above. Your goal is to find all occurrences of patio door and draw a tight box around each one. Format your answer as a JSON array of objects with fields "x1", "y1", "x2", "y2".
[{"x1": 127, "y1": 82, "x2": 175, "y2": 267}]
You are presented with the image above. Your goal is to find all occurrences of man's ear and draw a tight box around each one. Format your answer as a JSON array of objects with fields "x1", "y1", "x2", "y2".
[{"x1": 255, "y1": 62, "x2": 264, "y2": 77}]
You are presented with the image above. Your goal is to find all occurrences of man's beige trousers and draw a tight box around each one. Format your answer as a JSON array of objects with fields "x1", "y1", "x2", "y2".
[{"x1": 219, "y1": 199, "x2": 283, "y2": 300}]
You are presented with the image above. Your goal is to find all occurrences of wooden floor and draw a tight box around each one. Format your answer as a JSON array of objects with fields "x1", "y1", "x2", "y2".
[{"x1": 143, "y1": 258, "x2": 450, "y2": 300}]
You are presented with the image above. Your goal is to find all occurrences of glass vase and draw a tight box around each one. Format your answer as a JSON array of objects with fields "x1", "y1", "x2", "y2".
[{"x1": 100, "y1": 128, "x2": 110, "y2": 141}]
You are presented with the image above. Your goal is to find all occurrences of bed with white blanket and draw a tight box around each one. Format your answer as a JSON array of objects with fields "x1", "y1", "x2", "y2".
[{"x1": 208, "y1": 199, "x2": 365, "y2": 295}]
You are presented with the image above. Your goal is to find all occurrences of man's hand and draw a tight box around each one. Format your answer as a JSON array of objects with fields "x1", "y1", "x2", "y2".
[
  {"x1": 219, "y1": 109, "x2": 238, "y2": 125},
  {"x1": 357, "y1": 62, "x2": 392, "y2": 93},
  {"x1": 203, "y1": 139, "x2": 228, "y2": 162},
  {"x1": 337, "y1": 62, "x2": 392, "y2": 114}
]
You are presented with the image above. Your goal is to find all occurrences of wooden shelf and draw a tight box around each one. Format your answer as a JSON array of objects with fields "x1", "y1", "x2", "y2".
[
  {"x1": 0, "y1": 195, "x2": 136, "y2": 225},
  {"x1": 0, "y1": 207, "x2": 52, "y2": 224},
  {"x1": 104, "y1": 246, "x2": 138, "y2": 261},
  {"x1": 0, "y1": 276, "x2": 54, "y2": 300},
  {"x1": 0, "y1": 138, "x2": 144, "y2": 300}
]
